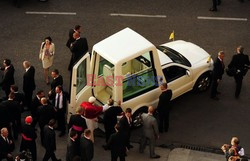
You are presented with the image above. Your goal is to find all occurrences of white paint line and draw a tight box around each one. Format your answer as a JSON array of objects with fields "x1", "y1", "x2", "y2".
[
  {"x1": 197, "y1": 16, "x2": 247, "y2": 21},
  {"x1": 25, "y1": 11, "x2": 76, "y2": 15},
  {"x1": 110, "y1": 13, "x2": 166, "y2": 18}
]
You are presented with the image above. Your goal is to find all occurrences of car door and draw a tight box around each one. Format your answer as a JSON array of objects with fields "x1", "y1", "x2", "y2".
[{"x1": 162, "y1": 64, "x2": 193, "y2": 99}]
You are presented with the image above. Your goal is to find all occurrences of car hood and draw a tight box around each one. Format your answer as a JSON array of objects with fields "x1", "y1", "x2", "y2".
[{"x1": 162, "y1": 40, "x2": 210, "y2": 65}]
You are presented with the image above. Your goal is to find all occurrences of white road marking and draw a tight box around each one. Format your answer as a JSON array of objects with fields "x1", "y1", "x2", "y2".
[
  {"x1": 25, "y1": 11, "x2": 76, "y2": 15},
  {"x1": 197, "y1": 16, "x2": 247, "y2": 21},
  {"x1": 110, "y1": 13, "x2": 166, "y2": 18}
]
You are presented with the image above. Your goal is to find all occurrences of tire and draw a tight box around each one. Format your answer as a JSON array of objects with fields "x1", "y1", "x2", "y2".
[
  {"x1": 193, "y1": 72, "x2": 212, "y2": 92},
  {"x1": 132, "y1": 106, "x2": 148, "y2": 128}
]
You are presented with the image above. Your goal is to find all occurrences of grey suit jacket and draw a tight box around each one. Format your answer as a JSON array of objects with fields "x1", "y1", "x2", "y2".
[{"x1": 141, "y1": 113, "x2": 159, "y2": 139}]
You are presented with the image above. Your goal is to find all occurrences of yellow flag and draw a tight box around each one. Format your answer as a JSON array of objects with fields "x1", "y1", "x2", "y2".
[{"x1": 169, "y1": 31, "x2": 174, "y2": 41}]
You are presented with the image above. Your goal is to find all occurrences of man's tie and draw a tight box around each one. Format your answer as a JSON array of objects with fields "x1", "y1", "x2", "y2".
[{"x1": 56, "y1": 94, "x2": 60, "y2": 109}]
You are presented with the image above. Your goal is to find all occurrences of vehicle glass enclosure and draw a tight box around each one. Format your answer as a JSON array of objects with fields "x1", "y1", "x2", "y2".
[
  {"x1": 157, "y1": 46, "x2": 191, "y2": 67},
  {"x1": 122, "y1": 51, "x2": 159, "y2": 102},
  {"x1": 76, "y1": 58, "x2": 87, "y2": 95},
  {"x1": 162, "y1": 66, "x2": 187, "y2": 83}
]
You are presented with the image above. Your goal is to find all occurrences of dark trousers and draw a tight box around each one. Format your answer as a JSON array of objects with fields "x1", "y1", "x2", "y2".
[
  {"x1": 11, "y1": 121, "x2": 19, "y2": 139},
  {"x1": 56, "y1": 110, "x2": 66, "y2": 133},
  {"x1": 210, "y1": 79, "x2": 219, "y2": 98},
  {"x1": 111, "y1": 152, "x2": 125, "y2": 161},
  {"x1": 43, "y1": 150, "x2": 58, "y2": 161},
  {"x1": 104, "y1": 125, "x2": 115, "y2": 143},
  {"x1": 4, "y1": 87, "x2": 11, "y2": 100},
  {"x1": 24, "y1": 90, "x2": 33, "y2": 111},
  {"x1": 234, "y1": 74, "x2": 243, "y2": 98},
  {"x1": 158, "y1": 111, "x2": 169, "y2": 132},
  {"x1": 212, "y1": 0, "x2": 221, "y2": 9},
  {"x1": 39, "y1": 123, "x2": 45, "y2": 145}
]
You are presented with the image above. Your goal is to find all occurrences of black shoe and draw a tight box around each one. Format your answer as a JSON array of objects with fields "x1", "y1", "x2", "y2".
[
  {"x1": 217, "y1": 0, "x2": 221, "y2": 5},
  {"x1": 209, "y1": 8, "x2": 217, "y2": 11},
  {"x1": 102, "y1": 145, "x2": 109, "y2": 150},
  {"x1": 57, "y1": 159, "x2": 61, "y2": 161},
  {"x1": 128, "y1": 144, "x2": 133, "y2": 149},
  {"x1": 216, "y1": 91, "x2": 221, "y2": 95},
  {"x1": 150, "y1": 155, "x2": 160, "y2": 159},
  {"x1": 59, "y1": 132, "x2": 65, "y2": 137}
]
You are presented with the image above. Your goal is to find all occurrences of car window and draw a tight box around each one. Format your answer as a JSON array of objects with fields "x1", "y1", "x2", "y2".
[
  {"x1": 157, "y1": 46, "x2": 191, "y2": 67},
  {"x1": 162, "y1": 66, "x2": 186, "y2": 82}
]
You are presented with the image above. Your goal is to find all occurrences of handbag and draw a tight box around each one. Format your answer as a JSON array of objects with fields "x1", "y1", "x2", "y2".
[{"x1": 226, "y1": 67, "x2": 237, "y2": 77}]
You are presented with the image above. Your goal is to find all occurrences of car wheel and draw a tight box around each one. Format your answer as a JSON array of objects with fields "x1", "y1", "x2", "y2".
[
  {"x1": 132, "y1": 106, "x2": 148, "y2": 128},
  {"x1": 193, "y1": 73, "x2": 212, "y2": 92}
]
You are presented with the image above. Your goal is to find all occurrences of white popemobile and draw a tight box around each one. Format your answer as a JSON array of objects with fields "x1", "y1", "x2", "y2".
[{"x1": 68, "y1": 28, "x2": 213, "y2": 126}]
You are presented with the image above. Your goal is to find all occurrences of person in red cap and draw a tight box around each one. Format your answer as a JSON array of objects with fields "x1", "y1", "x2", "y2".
[
  {"x1": 20, "y1": 116, "x2": 37, "y2": 161},
  {"x1": 80, "y1": 96, "x2": 102, "y2": 142}
]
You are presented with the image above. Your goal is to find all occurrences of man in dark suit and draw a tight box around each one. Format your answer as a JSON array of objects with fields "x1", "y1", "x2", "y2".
[
  {"x1": 30, "y1": 90, "x2": 45, "y2": 127},
  {"x1": 43, "y1": 119, "x2": 61, "y2": 161},
  {"x1": 139, "y1": 106, "x2": 160, "y2": 159},
  {"x1": 0, "y1": 103, "x2": 11, "y2": 133},
  {"x1": 1, "y1": 92, "x2": 21, "y2": 140},
  {"x1": 66, "y1": 130, "x2": 79, "y2": 161},
  {"x1": 0, "y1": 128, "x2": 15, "y2": 161},
  {"x1": 52, "y1": 85, "x2": 68, "y2": 137},
  {"x1": 103, "y1": 99, "x2": 123, "y2": 143},
  {"x1": 0, "y1": 59, "x2": 15, "y2": 99},
  {"x1": 23, "y1": 61, "x2": 36, "y2": 111},
  {"x1": 157, "y1": 82, "x2": 172, "y2": 133},
  {"x1": 107, "y1": 124, "x2": 126, "y2": 161},
  {"x1": 228, "y1": 46, "x2": 250, "y2": 98},
  {"x1": 37, "y1": 97, "x2": 56, "y2": 145},
  {"x1": 10, "y1": 85, "x2": 25, "y2": 112},
  {"x1": 50, "y1": 69, "x2": 63, "y2": 92},
  {"x1": 80, "y1": 129, "x2": 94, "y2": 161},
  {"x1": 68, "y1": 32, "x2": 89, "y2": 71},
  {"x1": 210, "y1": 51, "x2": 225, "y2": 100},
  {"x1": 119, "y1": 108, "x2": 133, "y2": 149}
]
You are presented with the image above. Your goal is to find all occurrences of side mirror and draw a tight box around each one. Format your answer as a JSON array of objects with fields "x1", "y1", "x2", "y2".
[{"x1": 186, "y1": 70, "x2": 191, "y2": 76}]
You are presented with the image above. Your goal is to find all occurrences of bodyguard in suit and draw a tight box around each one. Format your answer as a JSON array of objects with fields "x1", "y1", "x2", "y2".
[
  {"x1": 107, "y1": 124, "x2": 126, "y2": 161},
  {"x1": 52, "y1": 85, "x2": 68, "y2": 136},
  {"x1": 119, "y1": 108, "x2": 133, "y2": 149},
  {"x1": 37, "y1": 97, "x2": 56, "y2": 145},
  {"x1": 103, "y1": 99, "x2": 123, "y2": 143},
  {"x1": 0, "y1": 59, "x2": 15, "y2": 99},
  {"x1": 30, "y1": 90, "x2": 45, "y2": 127},
  {"x1": 210, "y1": 51, "x2": 225, "y2": 100},
  {"x1": 50, "y1": 69, "x2": 63, "y2": 92},
  {"x1": 10, "y1": 85, "x2": 25, "y2": 112},
  {"x1": 68, "y1": 32, "x2": 89, "y2": 71},
  {"x1": 1, "y1": 92, "x2": 21, "y2": 140},
  {"x1": 66, "y1": 130, "x2": 80, "y2": 161},
  {"x1": 20, "y1": 116, "x2": 37, "y2": 161},
  {"x1": 139, "y1": 106, "x2": 160, "y2": 159},
  {"x1": 80, "y1": 129, "x2": 94, "y2": 161},
  {"x1": 43, "y1": 119, "x2": 61, "y2": 161},
  {"x1": 228, "y1": 46, "x2": 250, "y2": 98},
  {"x1": 23, "y1": 61, "x2": 36, "y2": 111},
  {"x1": 0, "y1": 102, "x2": 11, "y2": 133},
  {"x1": 157, "y1": 82, "x2": 172, "y2": 133},
  {"x1": 0, "y1": 128, "x2": 15, "y2": 161}
]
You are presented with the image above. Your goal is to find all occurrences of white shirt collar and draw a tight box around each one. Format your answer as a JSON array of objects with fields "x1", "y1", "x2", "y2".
[{"x1": 25, "y1": 66, "x2": 30, "y2": 72}]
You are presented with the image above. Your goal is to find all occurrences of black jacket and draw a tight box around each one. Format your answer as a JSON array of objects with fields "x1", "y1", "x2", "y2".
[
  {"x1": 0, "y1": 135, "x2": 15, "y2": 160},
  {"x1": 80, "y1": 137, "x2": 94, "y2": 161},
  {"x1": 0, "y1": 65, "x2": 15, "y2": 90},
  {"x1": 212, "y1": 57, "x2": 225, "y2": 80},
  {"x1": 107, "y1": 131, "x2": 126, "y2": 156},
  {"x1": 0, "y1": 103, "x2": 11, "y2": 128},
  {"x1": 66, "y1": 28, "x2": 75, "y2": 48},
  {"x1": 23, "y1": 66, "x2": 36, "y2": 93},
  {"x1": 37, "y1": 104, "x2": 56, "y2": 126},
  {"x1": 43, "y1": 125, "x2": 56, "y2": 151},
  {"x1": 52, "y1": 91, "x2": 68, "y2": 113},
  {"x1": 51, "y1": 75, "x2": 63, "y2": 91},
  {"x1": 30, "y1": 96, "x2": 42, "y2": 117},
  {"x1": 70, "y1": 37, "x2": 88, "y2": 65},
  {"x1": 157, "y1": 90, "x2": 172, "y2": 113},
  {"x1": 228, "y1": 53, "x2": 250, "y2": 75},
  {"x1": 66, "y1": 138, "x2": 80, "y2": 161},
  {"x1": 1, "y1": 99, "x2": 21, "y2": 123}
]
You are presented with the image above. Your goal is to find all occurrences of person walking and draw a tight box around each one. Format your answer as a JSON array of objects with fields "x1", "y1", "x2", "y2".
[
  {"x1": 42, "y1": 119, "x2": 61, "y2": 161},
  {"x1": 52, "y1": 85, "x2": 68, "y2": 137},
  {"x1": 106, "y1": 124, "x2": 127, "y2": 161},
  {"x1": 119, "y1": 108, "x2": 133, "y2": 150},
  {"x1": 139, "y1": 106, "x2": 160, "y2": 159},
  {"x1": 0, "y1": 128, "x2": 15, "y2": 161},
  {"x1": 210, "y1": 51, "x2": 225, "y2": 100},
  {"x1": 30, "y1": 90, "x2": 45, "y2": 128},
  {"x1": 10, "y1": 85, "x2": 25, "y2": 112},
  {"x1": 80, "y1": 129, "x2": 94, "y2": 161},
  {"x1": 20, "y1": 116, "x2": 37, "y2": 161},
  {"x1": 37, "y1": 97, "x2": 56, "y2": 145},
  {"x1": 228, "y1": 46, "x2": 250, "y2": 98},
  {"x1": 39, "y1": 36, "x2": 55, "y2": 85},
  {"x1": 157, "y1": 82, "x2": 172, "y2": 133},
  {"x1": 23, "y1": 61, "x2": 36, "y2": 111},
  {"x1": 66, "y1": 130, "x2": 79, "y2": 161},
  {"x1": 0, "y1": 59, "x2": 15, "y2": 99}
]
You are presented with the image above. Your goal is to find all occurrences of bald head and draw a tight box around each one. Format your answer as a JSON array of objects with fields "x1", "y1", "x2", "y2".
[
  {"x1": 23, "y1": 61, "x2": 31, "y2": 69},
  {"x1": 41, "y1": 97, "x2": 47, "y2": 105},
  {"x1": 148, "y1": 106, "x2": 154, "y2": 114}
]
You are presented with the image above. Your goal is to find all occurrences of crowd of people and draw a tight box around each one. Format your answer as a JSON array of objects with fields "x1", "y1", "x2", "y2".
[{"x1": 0, "y1": 23, "x2": 249, "y2": 161}]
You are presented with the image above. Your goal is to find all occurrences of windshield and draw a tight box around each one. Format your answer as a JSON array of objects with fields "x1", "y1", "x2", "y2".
[{"x1": 157, "y1": 46, "x2": 191, "y2": 67}]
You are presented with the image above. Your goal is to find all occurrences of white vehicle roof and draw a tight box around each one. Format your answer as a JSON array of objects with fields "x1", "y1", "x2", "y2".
[
  {"x1": 92, "y1": 28, "x2": 155, "y2": 64},
  {"x1": 161, "y1": 40, "x2": 209, "y2": 65}
]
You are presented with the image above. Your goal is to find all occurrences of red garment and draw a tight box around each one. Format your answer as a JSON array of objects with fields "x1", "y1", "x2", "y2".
[{"x1": 80, "y1": 102, "x2": 103, "y2": 119}]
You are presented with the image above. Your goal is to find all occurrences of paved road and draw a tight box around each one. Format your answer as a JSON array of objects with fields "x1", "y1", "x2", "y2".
[{"x1": 0, "y1": 0, "x2": 250, "y2": 159}]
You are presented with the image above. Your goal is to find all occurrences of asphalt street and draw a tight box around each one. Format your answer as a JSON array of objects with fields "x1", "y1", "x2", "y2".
[{"x1": 0, "y1": 0, "x2": 250, "y2": 159}]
